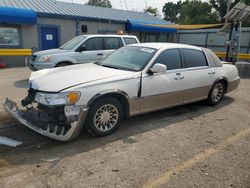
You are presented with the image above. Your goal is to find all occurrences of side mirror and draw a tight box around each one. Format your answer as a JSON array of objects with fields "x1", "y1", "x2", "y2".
[
  {"x1": 149, "y1": 63, "x2": 167, "y2": 74},
  {"x1": 78, "y1": 46, "x2": 86, "y2": 52}
]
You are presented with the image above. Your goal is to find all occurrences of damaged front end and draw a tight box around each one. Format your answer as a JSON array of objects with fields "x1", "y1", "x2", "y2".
[{"x1": 3, "y1": 89, "x2": 88, "y2": 141}]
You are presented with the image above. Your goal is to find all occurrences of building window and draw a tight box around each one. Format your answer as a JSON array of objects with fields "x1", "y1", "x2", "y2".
[{"x1": 0, "y1": 27, "x2": 20, "y2": 46}]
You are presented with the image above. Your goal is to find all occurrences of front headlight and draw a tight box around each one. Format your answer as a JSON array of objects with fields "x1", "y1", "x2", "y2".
[
  {"x1": 38, "y1": 55, "x2": 52, "y2": 62},
  {"x1": 35, "y1": 91, "x2": 80, "y2": 106}
]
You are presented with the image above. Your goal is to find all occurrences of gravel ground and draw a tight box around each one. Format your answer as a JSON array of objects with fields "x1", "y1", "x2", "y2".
[{"x1": 0, "y1": 67, "x2": 249, "y2": 188}]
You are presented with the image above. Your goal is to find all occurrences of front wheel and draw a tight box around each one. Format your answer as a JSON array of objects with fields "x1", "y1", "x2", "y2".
[
  {"x1": 55, "y1": 62, "x2": 71, "y2": 67},
  {"x1": 85, "y1": 97, "x2": 123, "y2": 137},
  {"x1": 207, "y1": 81, "x2": 225, "y2": 105}
]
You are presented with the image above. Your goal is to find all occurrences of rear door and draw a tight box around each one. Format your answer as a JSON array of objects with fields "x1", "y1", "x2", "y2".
[
  {"x1": 77, "y1": 37, "x2": 104, "y2": 63},
  {"x1": 180, "y1": 48, "x2": 217, "y2": 103}
]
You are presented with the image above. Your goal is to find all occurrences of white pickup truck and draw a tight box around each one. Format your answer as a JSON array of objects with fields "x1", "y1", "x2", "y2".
[{"x1": 28, "y1": 34, "x2": 139, "y2": 71}]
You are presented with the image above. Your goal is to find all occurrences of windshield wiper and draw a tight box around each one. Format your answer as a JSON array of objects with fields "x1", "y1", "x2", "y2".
[{"x1": 100, "y1": 64, "x2": 119, "y2": 69}]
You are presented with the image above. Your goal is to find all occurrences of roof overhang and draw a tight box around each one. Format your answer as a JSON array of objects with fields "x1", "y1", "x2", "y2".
[
  {"x1": 152, "y1": 23, "x2": 224, "y2": 30},
  {"x1": 0, "y1": 6, "x2": 37, "y2": 25},
  {"x1": 126, "y1": 20, "x2": 177, "y2": 33}
]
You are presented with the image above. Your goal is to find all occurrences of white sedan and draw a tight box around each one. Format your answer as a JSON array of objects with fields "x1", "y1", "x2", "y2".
[{"x1": 4, "y1": 43, "x2": 240, "y2": 141}]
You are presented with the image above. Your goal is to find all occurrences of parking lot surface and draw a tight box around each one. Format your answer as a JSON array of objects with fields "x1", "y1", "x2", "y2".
[{"x1": 0, "y1": 67, "x2": 249, "y2": 188}]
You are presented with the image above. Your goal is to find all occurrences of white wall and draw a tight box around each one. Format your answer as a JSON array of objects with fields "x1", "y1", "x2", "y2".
[{"x1": 177, "y1": 28, "x2": 250, "y2": 54}]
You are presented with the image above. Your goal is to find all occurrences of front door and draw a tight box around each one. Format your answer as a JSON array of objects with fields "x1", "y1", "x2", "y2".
[
  {"x1": 141, "y1": 49, "x2": 185, "y2": 113},
  {"x1": 40, "y1": 26, "x2": 59, "y2": 50},
  {"x1": 77, "y1": 37, "x2": 104, "y2": 63}
]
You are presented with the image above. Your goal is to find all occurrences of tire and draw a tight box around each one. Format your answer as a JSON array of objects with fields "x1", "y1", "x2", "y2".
[
  {"x1": 207, "y1": 81, "x2": 225, "y2": 105},
  {"x1": 56, "y1": 62, "x2": 71, "y2": 67},
  {"x1": 85, "y1": 97, "x2": 123, "y2": 137}
]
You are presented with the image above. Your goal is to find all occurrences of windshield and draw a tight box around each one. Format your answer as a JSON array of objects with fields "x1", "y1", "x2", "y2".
[
  {"x1": 100, "y1": 46, "x2": 156, "y2": 71},
  {"x1": 59, "y1": 36, "x2": 86, "y2": 50}
]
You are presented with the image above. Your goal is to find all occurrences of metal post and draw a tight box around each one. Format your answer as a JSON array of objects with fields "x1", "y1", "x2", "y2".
[
  {"x1": 226, "y1": 23, "x2": 234, "y2": 62},
  {"x1": 75, "y1": 19, "x2": 79, "y2": 36},
  {"x1": 231, "y1": 22, "x2": 239, "y2": 64},
  {"x1": 247, "y1": 36, "x2": 250, "y2": 54},
  {"x1": 204, "y1": 31, "x2": 209, "y2": 48},
  {"x1": 237, "y1": 22, "x2": 242, "y2": 62}
]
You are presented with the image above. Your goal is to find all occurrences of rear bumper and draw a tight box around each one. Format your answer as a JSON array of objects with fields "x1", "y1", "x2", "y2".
[
  {"x1": 3, "y1": 98, "x2": 89, "y2": 141},
  {"x1": 227, "y1": 77, "x2": 240, "y2": 93}
]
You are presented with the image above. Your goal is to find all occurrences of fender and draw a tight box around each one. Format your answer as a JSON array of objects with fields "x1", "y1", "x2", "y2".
[
  {"x1": 55, "y1": 57, "x2": 77, "y2": 65},
  {"x1": 87, "y1": 89, "x2": 130, "y2": 106}
]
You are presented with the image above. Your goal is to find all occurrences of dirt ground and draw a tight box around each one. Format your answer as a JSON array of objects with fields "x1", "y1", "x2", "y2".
[{"x1": 0, "y1": 67, "x2": 249, "y2": 188}]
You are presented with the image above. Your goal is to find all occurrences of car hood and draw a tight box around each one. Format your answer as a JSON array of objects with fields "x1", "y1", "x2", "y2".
[
  {"x1": 29, "y1": 63, "x2": 133, "y2": 92},
  {"x1": 34, "y1": 48, "x2": 69, "y2": 56}
]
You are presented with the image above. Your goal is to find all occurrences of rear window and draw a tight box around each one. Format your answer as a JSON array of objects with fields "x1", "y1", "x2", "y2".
[
  {"x1": 123, "y1": 37, "x2": 138, "y2": 45},
  {"x1": 104, "y1": 37, "x2": 122, "y2": 50},
  {"x1": 182, "y1": 49, "x2": 208, "y2": 68}
]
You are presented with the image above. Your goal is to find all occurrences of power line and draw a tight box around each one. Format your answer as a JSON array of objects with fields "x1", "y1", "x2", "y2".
[{"x1": 123, "y1": 0, "x2": 128, "y2": 10}]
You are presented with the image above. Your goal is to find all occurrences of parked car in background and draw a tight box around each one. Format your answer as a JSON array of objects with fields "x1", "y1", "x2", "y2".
[
  {"x1": 28, "y1": 34, "x2": 139, "y2": 71},
  {"x1": 5, "y1": 43, "x2": 240, "y2": 141}
]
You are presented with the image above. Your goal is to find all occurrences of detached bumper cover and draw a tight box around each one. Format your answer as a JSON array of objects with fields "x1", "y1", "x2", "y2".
[{"x1": 3, "y1": 98, "x2": 89, "y2": 141}]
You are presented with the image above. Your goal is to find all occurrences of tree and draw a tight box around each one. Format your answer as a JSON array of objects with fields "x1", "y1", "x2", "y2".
[
  {"x1": 144, "y1": 6, "x2": 159, "y2": 17},
  {"x1": 178, "y1": 0, "x2": 218, "y2": 24},
  {"x1": 162, "y1": 1, "x2": 182, "y2": 23},
  {"x1": 87, "y1": 0, "x2": 112, "y2": 8}
]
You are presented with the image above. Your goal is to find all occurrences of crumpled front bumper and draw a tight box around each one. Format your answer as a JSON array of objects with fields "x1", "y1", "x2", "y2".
[{"x1": 3, "y1": 98, "x2": 89, "y2": 141}]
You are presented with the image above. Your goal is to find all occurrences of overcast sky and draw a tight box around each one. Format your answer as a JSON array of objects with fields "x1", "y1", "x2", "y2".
[{"x1": 59, "y1": 0, "x2": 208, "y2": 17}]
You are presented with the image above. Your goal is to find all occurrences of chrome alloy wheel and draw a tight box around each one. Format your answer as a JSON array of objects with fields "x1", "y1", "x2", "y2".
[
  {"x1": 94, "y1": 104, "x2": 119, "y2": 132},
  {"x1": 212, "y1": 83, "x2": 224, "y2": 102}
]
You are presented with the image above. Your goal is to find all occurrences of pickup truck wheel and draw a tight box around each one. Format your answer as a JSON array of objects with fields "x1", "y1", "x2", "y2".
[
  {"x1": 85, "y1": 97, "x2": 123, "y2": 137},
  {"x1": 56, "y1": 62, "x2": 71, "y2": 67},
  {"x1": 207, "y1": 81, "x2": 225, "y2": 105}
]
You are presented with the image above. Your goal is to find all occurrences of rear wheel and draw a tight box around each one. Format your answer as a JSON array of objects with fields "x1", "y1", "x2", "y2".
[
  {"x1": 85, "y1": 97, "x2": 123, "y2": 137},
  {"x1": 207, "y1": 81, "x2": 225, "y2": 105}
]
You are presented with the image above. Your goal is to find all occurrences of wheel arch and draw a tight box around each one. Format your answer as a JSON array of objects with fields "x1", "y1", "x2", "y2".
[
  {"x1": 87, "y1": 90, "x2": 130, "y2": 117},
  {"x1": 55, "y1": 61, "x2": 73, "y2": 67},
  {"x1": 212, "y1": 76, "x2": 228, "y2": 93}
]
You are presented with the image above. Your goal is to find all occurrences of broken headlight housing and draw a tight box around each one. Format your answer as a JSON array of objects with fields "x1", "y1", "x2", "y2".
[{"x1": 35, "y1": 91, "x2": 80, "y2": 106}]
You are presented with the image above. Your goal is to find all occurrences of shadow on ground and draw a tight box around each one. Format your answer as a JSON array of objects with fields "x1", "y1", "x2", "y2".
[
  {"x1": 13, "y1": 79, "x2": 29, "y2": 89},
  {"x1": 0, "y1": 96, "x2": 234, "y2": 167}
]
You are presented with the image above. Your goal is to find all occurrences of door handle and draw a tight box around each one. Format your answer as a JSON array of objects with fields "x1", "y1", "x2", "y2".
[
  {"x1": 208, "y1": 71, "x2": 216, "y2": 75},
  {"x1": 174, "y1": 73, "x2": 184, "y2": 80},
  {"x1": 175, "y1": 76, "x2": 184, "y2": 80},
  {"x1": 97, "y1": 53, "x2": 104, "y2": 56}
]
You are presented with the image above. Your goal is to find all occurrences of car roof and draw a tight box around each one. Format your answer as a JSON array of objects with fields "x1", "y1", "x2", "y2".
[
  {"x1": 129, "y1": 43, "x2": 202, "y2": 50},
  {"x1": 80, "y1": 34, "x2": 138, "y2": 38}
]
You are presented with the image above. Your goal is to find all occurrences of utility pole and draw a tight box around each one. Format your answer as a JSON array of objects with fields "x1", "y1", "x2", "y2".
[{"x1": 225, "y1": 0, "x2": 232, "y2": 62}]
